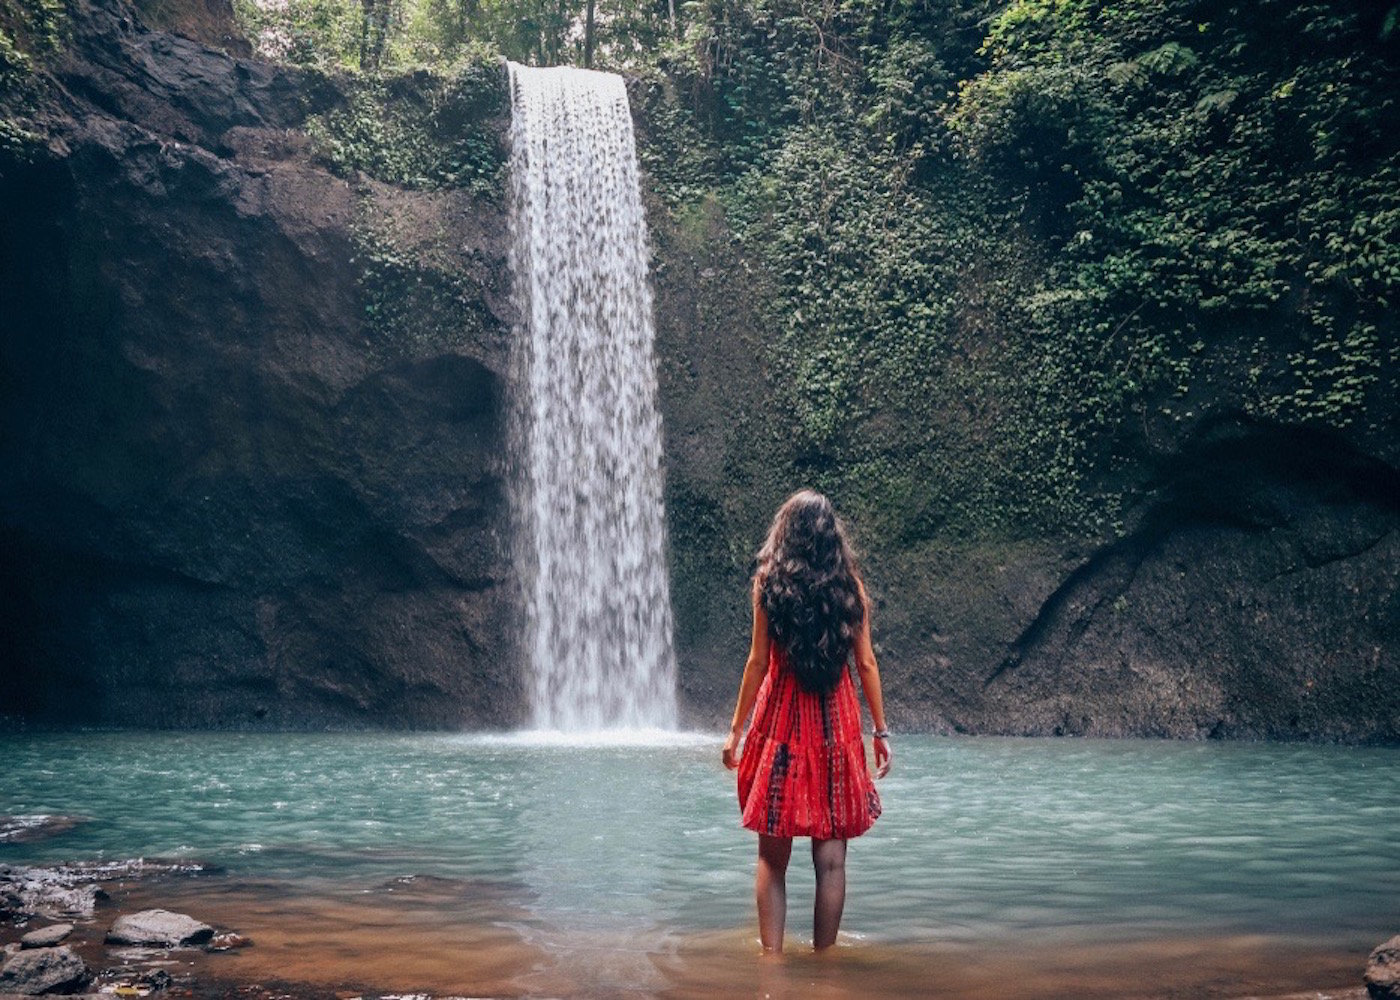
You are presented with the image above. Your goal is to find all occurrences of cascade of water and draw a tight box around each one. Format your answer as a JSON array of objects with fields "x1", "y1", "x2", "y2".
[{"x1": 505, "y1": 63, "x2": 678, "y2": 732}]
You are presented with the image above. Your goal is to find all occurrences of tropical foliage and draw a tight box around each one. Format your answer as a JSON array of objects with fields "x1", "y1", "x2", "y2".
[
  {"x1": 234, "y1": 0, "x2": 1399, "y2": 547},
  {"x1": 639, "y1": 0, "x2": 1399, "y2": 541},
  {"x1": 0, "y1": 0, "x2": 63, "y2": 163},
  {"x1": 233, "y1": 0, "x2": 676, "y2": 68}
]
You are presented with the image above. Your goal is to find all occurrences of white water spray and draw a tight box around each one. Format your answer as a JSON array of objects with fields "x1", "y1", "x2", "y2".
[{"x1": 505, "y1": 63, "x2": 678, "y2": 732}]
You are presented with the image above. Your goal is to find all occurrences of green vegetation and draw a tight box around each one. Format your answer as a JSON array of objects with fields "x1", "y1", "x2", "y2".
[
  {"x1": 295, "y1": 57, "x2": 508, "y2": 357},
  {"x1": 230, "y1": 0, "x2": 1397, "y2": 557},
  {"x1": 0, "y1": 0, "x2": 62, "y2": 85},
  {"x1": 952, "y1": 0, "x2": 1400, "y2": 436},
  {"x1": 10, "y1": 0, "x2": 1392, "y2": 554},
  {"x1": 0, "y1": 0, "x2": 64, "y2": 165},
  {"x1": 305, "y1": 61, "x2": 507, "y2": 195},
  {"x1": 635, "y1": 0, "x2": 1399, "y2": 556},
  {"x1": 267, "y1": 0, "x2": 1397, "y2": 551},
  {"x1": 233, "y1": 0, "x2": 674, "y2": 69}
]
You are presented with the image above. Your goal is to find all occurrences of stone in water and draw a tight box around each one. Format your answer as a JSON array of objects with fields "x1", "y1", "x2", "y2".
[
  {"x1": 106, "y1": 909, "x2": 214, "y2": 947},
  {"x1": 20, "y1": 923, "x2": 73, "y2": 948},
  {"x1": 0, "y1": 946, "x2": 91, "y2": 994},
  {"x1": 1368, "y1": 934, "x2": 1400, "y2": 1000}
]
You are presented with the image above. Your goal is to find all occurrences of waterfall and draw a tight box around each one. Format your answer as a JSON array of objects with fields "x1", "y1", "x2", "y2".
[{"x1": 505, "y1": 63, "x2": 678, "y2": 733}]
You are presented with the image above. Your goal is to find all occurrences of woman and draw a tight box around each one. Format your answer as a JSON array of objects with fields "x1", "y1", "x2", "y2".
[{"x1": 722, "y1": 489, "x2": 891, "y2": 953}]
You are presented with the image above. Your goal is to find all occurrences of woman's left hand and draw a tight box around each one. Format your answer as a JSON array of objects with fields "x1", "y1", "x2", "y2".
[
  {"x1": 873, "y1": 735, "x2": 892, "y2": 779},
  {"x1": 721, "y1": 731, "x2": 741, "y2": 770}
]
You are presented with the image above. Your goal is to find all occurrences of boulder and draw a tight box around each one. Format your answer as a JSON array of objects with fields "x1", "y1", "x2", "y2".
[
  {"x1": 1367, "y1": 935, "x2": 1400, "y2": 1000},
  {"x1": 19, "y1": 924, "x2": 72, "y2": 949},
  {"x1": 105, "y1": 910, "x2": 214, "y2": 948},
  {"x1": 0, "y1": 946, "x2": 92, "y2": 994}
]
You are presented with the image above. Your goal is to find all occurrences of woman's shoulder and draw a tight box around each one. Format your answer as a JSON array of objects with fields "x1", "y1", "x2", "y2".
[{"x1": 751, "y1": 576, "x2": 771, "y2": 630}]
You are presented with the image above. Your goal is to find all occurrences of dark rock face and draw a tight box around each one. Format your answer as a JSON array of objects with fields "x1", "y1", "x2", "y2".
[
  {"x1": 0, "y1": 0, "x2": 521, "y2": 728},
  {"x1": 983, "y1": 422, "x2": 1400, "y2": 740},
  {"x1": 642, "y1": 193, "x2": 779, "y2": 726},
  {"x1": 0, "y1": 946, "x2": 92, "y2": 995}
]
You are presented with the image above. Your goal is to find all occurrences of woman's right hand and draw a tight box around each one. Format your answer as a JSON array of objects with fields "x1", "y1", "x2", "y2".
[{"x1": 722, "y1": 731, "x2": 741, "y2": 770}]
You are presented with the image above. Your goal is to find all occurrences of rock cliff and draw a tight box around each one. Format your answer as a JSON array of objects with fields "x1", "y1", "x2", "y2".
[
  {"x1": 646, "y1": 158, "x2": 1400, "y2": 744},
  {"x1": 0, "y1": 0, "x2": 521, "y2": 727},
  {"x1": 1, "y1": 0, "x2": 1395, "y2": 740}
]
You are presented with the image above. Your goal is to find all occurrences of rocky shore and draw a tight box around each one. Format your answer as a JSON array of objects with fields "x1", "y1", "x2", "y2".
[
  {"x1": 1, "y1": 857, "x2": 1394, "y2": 1000},
  {"x1": 0, "y1": 860, "x2": 241, "y2": 998}
]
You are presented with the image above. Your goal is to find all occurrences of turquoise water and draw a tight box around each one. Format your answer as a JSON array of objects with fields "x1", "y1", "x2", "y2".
[{"x1": 2, "y1": 732, "x2": 1398, "y2": 994}]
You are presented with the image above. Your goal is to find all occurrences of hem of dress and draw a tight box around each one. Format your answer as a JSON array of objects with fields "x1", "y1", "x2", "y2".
[
  {"x1": 738, "y1": 816, "x2": 878, "y2": 840},
  {"x1": 736, "y1": 730, "x2": 881, "y2": 841}
]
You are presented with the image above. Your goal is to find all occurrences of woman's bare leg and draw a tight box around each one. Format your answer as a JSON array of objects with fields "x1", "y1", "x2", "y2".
[
  {"x1": 756, "y1": 834, "x2": 793, "y2": 953},
  {"x1": 811, "y1": 837, "x2": 847, "y2": 950}
]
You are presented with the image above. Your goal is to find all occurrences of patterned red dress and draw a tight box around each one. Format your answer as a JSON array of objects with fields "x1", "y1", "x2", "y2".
[{"x1": 736, "y1": 646, "x2": 882, "y2": 840}]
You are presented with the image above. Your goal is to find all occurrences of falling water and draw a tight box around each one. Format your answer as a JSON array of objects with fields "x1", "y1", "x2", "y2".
[{"x1": 505, "y1": 63, "x2": 678, "y2": 732}]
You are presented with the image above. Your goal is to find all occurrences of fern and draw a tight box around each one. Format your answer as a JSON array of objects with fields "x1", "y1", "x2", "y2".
[{"x1": 1137, "y1": 41, "x2": 1198, "y2": 77}]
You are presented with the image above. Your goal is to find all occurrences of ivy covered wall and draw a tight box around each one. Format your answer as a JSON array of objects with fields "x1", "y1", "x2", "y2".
[{"x1": 635, "y1": 0, "x2": 1400, "y2": 737}]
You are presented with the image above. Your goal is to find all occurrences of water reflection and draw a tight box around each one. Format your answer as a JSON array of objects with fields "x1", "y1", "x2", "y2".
[{"x1": 497, "y1": 735, "x2": 724, "y2": 994}]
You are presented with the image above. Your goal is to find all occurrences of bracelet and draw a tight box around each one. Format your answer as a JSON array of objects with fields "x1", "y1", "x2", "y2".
[{"x1": 872, "y1": 728, "x2": 891, "y2": 740}]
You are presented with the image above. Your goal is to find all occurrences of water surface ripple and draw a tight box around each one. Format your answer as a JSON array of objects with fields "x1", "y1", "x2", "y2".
[{"x1": 2, "y1": 733, "x2": 1396, "y2": 990}]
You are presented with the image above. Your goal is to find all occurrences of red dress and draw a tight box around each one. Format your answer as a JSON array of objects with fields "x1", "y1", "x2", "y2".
[{"x1": 736, "y1": 646, "x2": 882, "y2": 839}]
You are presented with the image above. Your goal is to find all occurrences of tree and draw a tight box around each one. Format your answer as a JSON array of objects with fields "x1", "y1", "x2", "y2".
[
  {"x1": 584, "y1": 0, "x2": 595, "y2": 66},
  {"x1": 358, "y1": 0, "x2": 394, "y2": 69}
]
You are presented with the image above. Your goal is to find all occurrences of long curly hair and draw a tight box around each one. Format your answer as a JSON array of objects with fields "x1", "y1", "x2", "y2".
[{"x1": 754, "y1": 490, "x2": 867, "y2": 693}]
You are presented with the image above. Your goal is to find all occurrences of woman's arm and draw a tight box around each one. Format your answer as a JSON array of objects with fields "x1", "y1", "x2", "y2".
[
  {"x1": 853, "y1": 581, "x2": 892, "y2": 778},
  {"x1": 721, "y1": 585, "x2": 770, "y2": 770}
]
